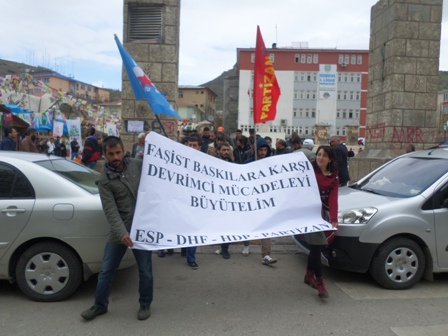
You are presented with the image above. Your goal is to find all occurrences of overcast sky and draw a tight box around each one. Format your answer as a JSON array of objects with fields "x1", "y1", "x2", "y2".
[{"x1": 2, "y1": 0, "x2": 447, "y2": 90}]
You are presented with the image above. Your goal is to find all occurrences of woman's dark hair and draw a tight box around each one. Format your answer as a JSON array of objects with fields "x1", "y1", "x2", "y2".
[
  {"x1": 314, "y1": 145, "x2": 338, "y2": 172},
  {"x1": 102, "y1": 136, "x2": 123, "y2": 153},
  {"x1": 4, "y1": 127, "x2": 14, "y2": 137},
  {"x1": 236, "y1": 135, "x2": 247, "y2": 146}
]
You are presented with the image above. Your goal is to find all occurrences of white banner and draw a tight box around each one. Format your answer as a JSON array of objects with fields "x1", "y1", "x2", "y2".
[
  {"x1": 131, "y1": 132, "x2": 332, "y2": 250},
  {"x1": 318, "y1": 64, "x2": 337, "y2": 99},
  {"x1": 106, "y1": 122, "x2": 118, "y2": 136},
  {"x1": 53, "y1": 120, "x2": 64, "y2": 137},
  {"x1": 66, "y1": 119, "x2": 82, "y2": 153}
]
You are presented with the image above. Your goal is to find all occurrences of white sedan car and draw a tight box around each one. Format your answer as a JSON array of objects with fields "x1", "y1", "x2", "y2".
[{"x1": 0, "y1": 152, "x2": 135, "y2": 301}]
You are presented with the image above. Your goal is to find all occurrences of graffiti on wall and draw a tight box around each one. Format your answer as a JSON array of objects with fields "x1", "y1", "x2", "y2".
[
  {"x1": 366, "y1": 123, "x2": 386, "y2": 140},
  {"x1": 391, "y1": 126, "x2": 435, "y2": 143}
]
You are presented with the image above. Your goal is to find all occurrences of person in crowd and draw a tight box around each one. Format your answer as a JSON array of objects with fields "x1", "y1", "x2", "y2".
[
  {"x1": 217, "y1": 126, "x2": 225, "y2": 133},
  {"x1": 60, "y1": 139, "x2": 67, "y2": 158},
  {"x1": 405, "y1": 143, "x2": 415, "y2": 153},
  {"x1": 37, "y1": 137, "x2": 48, "y2": 154},
  {"x1": 275, "y1": 139, "x2": 290, "y2": 155},
  {"x1": 54, "y1": 136, "x2": 62, "y2": 156},
  {"x1": 301, "y1": 145, "x2": 338, "y2": 299},
  {"x1": 233, "y1": 135, "x2": 250, "y2": 164},
  {"x1": 47, "y1": 138, "x2": 55, "y2": 155},
  {"x1": 330, "y1": 136, "x2": 350, "y2": 186},
  {"x1": 21, "y1": 128, "x2": 39, "y2": 153},
  {"x1": 358, "y1": 147, "x2": 363, "y2": 154},
  {"x1": 81, "y1": 136, "x2": 153, "y2": 321},
  {"x1": 292, "y1": 136, "x2": 316, "y2": 162},
  {"x1": 70, "y1": 137, "x2": 80, "y2": 160},
  {"x1": 248, "y1": 128, "x2": 256, "y2": 146},
  {"x1": 348, "y1": 147, "x2": 355, "y2": 160},
  {"x1": 207, "y1": 132, "x2": 234, "y2": 161},
  {"x1": 233, "y1": 129, "x2": 243, "y2": 147},
  {"x1": 244, "y1": 138, "x2": 278, "y2": 265},
  {"x1": 184, "y1": 134, "x2": 203, "y2": 269},
  {"x1": 200, "y1": 127, "x2": 213, "y2": 153},
  {"x1": 302, "y1": 139, "x2": 315, "y2": 151},
  {"x1": 264, "y1": 136, "x2": 275, "y2": 156},
  {"x1": 132, "y1": 133, "x2": 146, "y2": 159},
  {"x1": 215, "y1": 141, "x2": 234, "y2": 259},
  {"x1": 82, "y1": 127, "x2": 101, "y2": 169},
  {"x1": 0, "y1": 127, "x2": 17, "y2": 151}
]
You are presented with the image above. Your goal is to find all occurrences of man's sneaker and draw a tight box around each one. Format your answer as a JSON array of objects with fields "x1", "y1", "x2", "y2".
[
  {"x1": 222, "y1": 250, "x2": 230, "y2": 259},
  {"x1": 81, "y1": 305, "x2": 108, "y2": 321},
  {"x1": 137, "y1": 305, "x2": 151, "y2": 320},
  {"x1": 242, "y1": 246, "x2": 250, "y2": 256},
  {"x1": 188, "y1": 261, "x2": 199, "y2": 270},
  {"x1": 157, "y1": 250, "x2": 165, "y2": 258},
  {"x1": 262, "y1": 255, "x2": 277, "y2": 265}
]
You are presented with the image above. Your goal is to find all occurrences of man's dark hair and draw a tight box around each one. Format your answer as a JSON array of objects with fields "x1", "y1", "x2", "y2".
[
  {"x1": 249, "y1": 128, "x2": 255, "y2": 134},
  {"x1": 180, "y1": 137, "x2": 190, "y2": 145},
  {"x1": 189, "y1": 134, "x2": 203, "y2": 145},
  {"x1": 102, "y1": 136, "x2": 123, "y2": 153},
  {"x1": 4, "y1": 127, "x2": 14, "y2": 137},
  {"x1": 264, "y1": 136, "x2": 272, "y2": 142},
  {"x1": 277, "y1": 139, "x2": 287, "y2": 147},
  {"x1": 203, "y1": 127, "x2": 210, "y2": 132},
  {"x1": 26, "y1": 127, "x2": 37, "y2": 136},
  {"x1": 217, "y1": 141, "x2": 231, "y2": 150},
  {"x1": 88, "y1": 126, "x2": 96, "y2": 136},
  {"x1": 291, "y1": 136, "x2": 302, "y2": 145},
  {"x1": 236, "y1": 129, "x2": 242, "y2": 133},
  {"x1": 236, "y1": 135, "x2": 247, "y2": 146}
]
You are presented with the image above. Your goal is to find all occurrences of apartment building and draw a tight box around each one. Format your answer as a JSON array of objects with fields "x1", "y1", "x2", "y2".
[
  {"x1": 237, "y1": 46, "x2": 369, "y2": 141},
  {"x1": 177, "y1": 85, "x2": 217, "y2": 122},
  {"x1": 28, "y1": 72, "x2": 110, "y2": 102}
]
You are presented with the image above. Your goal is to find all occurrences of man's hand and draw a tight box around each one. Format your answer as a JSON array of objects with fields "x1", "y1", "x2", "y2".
[{"x1": 121, "y1": 234, "x2": 134, "y2": 247}]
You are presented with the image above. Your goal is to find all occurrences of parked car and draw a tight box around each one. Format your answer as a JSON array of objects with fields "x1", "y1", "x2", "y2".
[
  {"x1": 0, "y1": 152, "x2": 135, "y2": 301},
  {"x1": 293, "y1": 146, "x2": 448, "y2": 289}
]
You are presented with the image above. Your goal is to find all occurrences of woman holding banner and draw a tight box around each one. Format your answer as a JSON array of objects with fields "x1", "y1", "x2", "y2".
[{"x1": 302, "y1": 145, "x2": 339, "y2": 299}]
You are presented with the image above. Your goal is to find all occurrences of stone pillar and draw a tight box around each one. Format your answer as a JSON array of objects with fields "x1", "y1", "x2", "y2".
[
  {"x1": 121, "y1": 0, "x2": 181, "y2": 152},
  {"x1": 350, "y1": 0, "x2": 442, "y2": 182}
]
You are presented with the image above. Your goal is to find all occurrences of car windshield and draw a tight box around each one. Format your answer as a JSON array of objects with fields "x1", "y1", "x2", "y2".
[
  {"x1": 357, "y1": 157, "x2": 448, "y2": 198},
  {"x1": 35, "y1": 159, "x2": 100, "y2": 194}
]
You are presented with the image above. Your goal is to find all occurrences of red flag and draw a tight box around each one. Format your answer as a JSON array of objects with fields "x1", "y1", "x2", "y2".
[{"x1": 253, "y1": 26, "x2": 281, "y2": 124}]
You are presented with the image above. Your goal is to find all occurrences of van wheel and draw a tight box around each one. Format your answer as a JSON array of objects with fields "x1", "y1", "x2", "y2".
[
  {"x1": 15, "y1": 242, "x2": 83, "y2": 301},
  {"x1": 369, "y1": 238, "x2": 425, "y2": 290}
]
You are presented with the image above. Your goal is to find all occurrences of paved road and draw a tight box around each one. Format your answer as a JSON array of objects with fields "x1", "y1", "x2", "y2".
[{"x1": 1, "y1": 242, "x2": 448, "y2": 336}]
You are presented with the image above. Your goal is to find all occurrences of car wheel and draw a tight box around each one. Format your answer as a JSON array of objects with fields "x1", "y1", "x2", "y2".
[
  {"x1": 15, "y1": 242, "x2": 83, "y2": 302},
  {"x1": 369, "y1": 238, "x2": 425, "y2": 290}
]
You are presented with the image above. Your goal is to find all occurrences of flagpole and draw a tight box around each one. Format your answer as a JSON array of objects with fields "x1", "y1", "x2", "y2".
[{"x1": 155, "y1": 114, "x2": 168, "y2": 137}]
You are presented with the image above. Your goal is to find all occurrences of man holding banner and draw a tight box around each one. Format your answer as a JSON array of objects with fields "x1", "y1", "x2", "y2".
[{"x1": 81, "y1": 136, "x2": 153, "y2": 321}]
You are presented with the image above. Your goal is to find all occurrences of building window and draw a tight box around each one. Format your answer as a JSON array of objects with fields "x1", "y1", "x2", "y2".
[
  {"x1": 251, "y1": 53, "x2": 255, "y2": 63},
  {"x1": 306, "y1": 92, "x2": 310, "y2": 99},
  {"x1": 293, "y1": 108, "x2": 297, "y2": 117},
  {"x1": 444, "y1": 93, "x2": 448, "y2": 102},
  {"x1": 350, "y1": 74, "x2": 354, "y2": 82},
  {"x1": 270, "y1": 54, "x2": 275, "y2": 63},
  {"x1": 343, "y1": 92, "x2": 347, "y2": 100},
  {"x1": 338, "y1": 74, "x2": 341, "y2": 82},
  {"x1": 337, "y1": 128, "x2": 340, "y2": 135},
  {"x1": 294, "y1": 91, "x2": 299, "y2": 99},
  {"x1": 307, "y1": 54, "x2": 312, "y2": 63},
  {"x1": 338, "y1": 55, "x2": 344, "y2": 64},
  {"x1": 129, "y1": 6, "x2": 162, "y2": 42},
  {"x1": 300, "y1": 91, "x2": 304, "y2": 99},
  {"x1": 350, "y1": 92, "x2": 354, "y2": 100},
  {"x1": 311, "y1": 110, "x2": 316, "y2": 118},
  {"x1": 313, "y1": 73, "x2": 317, "y2": 81},
  {"x1": 301, "y1": 54, "x2": 306, "y2": 63},
  {"x1": 312, "y1": 92, "x2": 316, "y2": 99},
  {"x1": 343, "y1": 110, "x2": 347, "y2": 118},
  {"x1": 344, "y1": 55, "x2": 349, "y2": 64},
  {"x1": 355, "y1": 110, "x2": 359, "y2": 118},
  {"x1": 343, "y1": 128, "x2": 346, "y2": 135},
  {"x1": 295, "y1": 54, "x2": 300, "y2": 63},
  {"x1": 305, "y1": 128, "x2": 309, "y2": 135},
  {"x1": 307, "y1": 74, "x2": 311, "y2": 82},
  {"x1": 81, "y1": 85, "x2": 85, "y2": 90},
  {"x1": 299, "y1": 108, "x2": 303, "y2": 117},
  {"x1": 313, "y1": 54, "x2": 318, "y2": 64},
  {"x1": 337, "y1": 92, "x2": 341, "y2": 100},
  {"x1": 305, "y1": 109, "x2": 309, "y2": 117},
  {"x1": 337, "y1": 109, "x2": 340, "y2": 118},
  {"x1": 357, "y1": 74, "x2": 361, "y2": 82},
  {"x1": 351, "y1": 55, "x2": 356, "y2": 64},
  {"x1": 357, "y1": 55, "x2": 362, "y2": 64},
  {"x1": 356, "y1": 92, "x2": 360, "y2": 100},
  {"x1": 88, "y1": 87, "x2": 92, "y2": 92},
  {"x1": 43, "y1": 78, "x2": 50, "y2": 83},
  {"x1": 300, "y1": 74, "x2": 305, "y2": 81},
  {"x1": 349, "y1": 110, "x2": 353, "y2": 118}
]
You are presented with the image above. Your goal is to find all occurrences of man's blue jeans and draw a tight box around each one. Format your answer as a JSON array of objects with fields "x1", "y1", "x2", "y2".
[
  {"x1": 186, "y1": 246, "x2": 197, "y2": 263},
  {"x1": 94, "y1": 243, "x2": 153, "y2": 308}
]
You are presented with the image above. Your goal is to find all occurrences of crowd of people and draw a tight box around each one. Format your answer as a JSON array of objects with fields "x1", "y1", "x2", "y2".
[{"x1": 0, "y1": 124, "x2": 417, "y2": 321}]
